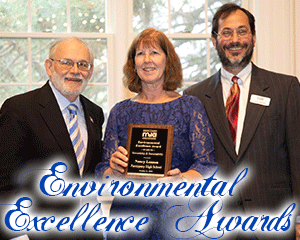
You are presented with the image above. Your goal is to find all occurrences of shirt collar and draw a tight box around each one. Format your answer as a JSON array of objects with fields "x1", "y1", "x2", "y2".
[
  {"x1": 221, "y1": 62, "x2": 252, "y2": 85},
  {"x1": 49, "y1": 81, "x2": 83, "y2": 113}
]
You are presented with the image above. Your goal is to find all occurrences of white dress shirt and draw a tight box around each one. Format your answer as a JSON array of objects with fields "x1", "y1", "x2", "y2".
[
  {"x1": 49, "y1": 81, "x2": 88, "y2": 156},
  {"x1": 220, "y1": 63, "x2": 252, "y2": 154}
]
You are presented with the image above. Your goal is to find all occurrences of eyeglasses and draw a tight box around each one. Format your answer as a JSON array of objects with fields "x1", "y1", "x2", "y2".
[
  {"x1": 214, "y1": 28, "x2": 250, "y2": 40},
  {"x1": 50, "y1": 58, "x2": 92, "y2": 71}
]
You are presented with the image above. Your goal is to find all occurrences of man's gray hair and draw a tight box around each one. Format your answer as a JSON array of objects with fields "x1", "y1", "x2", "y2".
[{"x1": 49, "y1": 37, "x2": 94, "y2": 63}]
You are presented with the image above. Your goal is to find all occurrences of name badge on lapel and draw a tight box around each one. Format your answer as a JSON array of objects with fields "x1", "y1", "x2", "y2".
[{"x1": 250, "y1": 94, "x2": 271, "y2": 106}]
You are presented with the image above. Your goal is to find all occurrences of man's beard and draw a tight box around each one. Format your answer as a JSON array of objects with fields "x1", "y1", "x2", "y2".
[
  {"x1": 51, "y1": 71, "x2": 88, "y2": 99},
  {"x1": 216, "y1": 39, "x2": 254, "y2": 71}
]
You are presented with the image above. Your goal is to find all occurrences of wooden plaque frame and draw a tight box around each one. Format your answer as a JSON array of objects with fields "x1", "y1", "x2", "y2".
[{"x1": 125, "y1": 123, "x2": 174, "y2": 179}]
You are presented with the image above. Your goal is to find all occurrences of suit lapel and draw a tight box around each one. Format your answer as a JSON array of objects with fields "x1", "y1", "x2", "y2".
[
  {"x1": 38, "y1": 82, "x2": 79, "y2": 175},
  {"x1": 204, "y1": 71, "x2": 237, "y2": 162},
  {"x1": 80, "y1": 96, "x2": 96, "y2": 175},
  {"x1": 237, "y1": 64, "x2": 270, "y2": 161}
]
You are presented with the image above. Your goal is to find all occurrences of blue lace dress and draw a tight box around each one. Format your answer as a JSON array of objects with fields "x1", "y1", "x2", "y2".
[
  {"x1": 95, "y1": 95, "x2": 217, "y2": 239},
  {"x1": 97, "y1": 95, "x2": 216, "y2": 177}
]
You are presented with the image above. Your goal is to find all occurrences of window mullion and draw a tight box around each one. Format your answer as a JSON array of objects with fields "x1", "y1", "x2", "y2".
[
  {"x1": 28, "y1": 0, "x2": 32, "y2": 32},
  {"x1": 67, "y1": 0, "x2": 71, "y2": 32},
  {"x1": 205, "y1": 0, "x2": 211, "y2": 77},
  {"x1": 27, "y1": 37, "x2": 33, "y2": 90},
  {"x1": 105, "y1": 0, "x2": 111, "y2": 33},
  {"x1": 205, "y1": 0, "x2": 208, "y2": 34},
  {"x1": 168, "y1": 0, "x2": 171, "y2": 33}
]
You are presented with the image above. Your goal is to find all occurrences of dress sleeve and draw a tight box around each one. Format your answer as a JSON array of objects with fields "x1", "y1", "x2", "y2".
[
  {"x1": 95, "y1": 104, "x2": 120, "y2": 179},
  {"x1": 187, "y1": 97, "x2": 217, "y2": 176}
]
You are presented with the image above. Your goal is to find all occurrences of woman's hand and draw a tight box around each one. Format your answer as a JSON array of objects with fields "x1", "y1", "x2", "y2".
[
  {"x1": 158, "y1": 168, "x2": 183, "y2": 182},
  {"x1": 296, "y1": 223, "x2": 300, "y2": 240},
  {"x1": 158, "y1": 169, "x2": 202, "y2": 182},
  {"x1": 104, "y1": 146, "x2": 128, "y2": 177}
]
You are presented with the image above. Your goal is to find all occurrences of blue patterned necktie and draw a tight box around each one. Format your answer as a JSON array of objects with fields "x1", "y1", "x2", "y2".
[{"x1": 67, "y1": 104, "x2": 85, "y2": 176}]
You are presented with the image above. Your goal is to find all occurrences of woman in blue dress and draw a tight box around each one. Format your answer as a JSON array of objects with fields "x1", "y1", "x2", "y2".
[{"x1": 96, "y1": 28, "x2": 217, "y2": 239}]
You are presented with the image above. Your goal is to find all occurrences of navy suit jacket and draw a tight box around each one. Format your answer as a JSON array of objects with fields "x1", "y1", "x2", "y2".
[{"x1": 184, "y1": 64, "x2": 300, "y2": 239}]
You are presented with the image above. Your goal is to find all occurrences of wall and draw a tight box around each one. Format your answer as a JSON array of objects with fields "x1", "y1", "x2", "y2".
[
  {"x1": 253, "y1": 0, "x2": 299, "y2": 79},
  {"x1": 296, "y1": 0, "x2": 300, "y2": 79}
]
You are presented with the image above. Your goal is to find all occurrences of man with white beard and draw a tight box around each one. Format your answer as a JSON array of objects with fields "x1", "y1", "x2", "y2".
[{"x1": 0, "y1": 37, "x2": 104, "y2": 239}]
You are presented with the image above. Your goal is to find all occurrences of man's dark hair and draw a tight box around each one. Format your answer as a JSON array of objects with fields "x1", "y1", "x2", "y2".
[{"x1": 211, "y1": 3, "x2": 255, "y2": 39}]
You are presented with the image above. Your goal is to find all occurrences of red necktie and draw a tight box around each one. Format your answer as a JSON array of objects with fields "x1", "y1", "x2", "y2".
[{"x1": 225, "y1": 76, "x2": 240, "y2": 145}]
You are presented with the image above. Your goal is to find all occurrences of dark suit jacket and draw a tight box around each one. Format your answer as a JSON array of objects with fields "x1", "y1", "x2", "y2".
[
  {"x1": 0, "y1": 82, "x2": 104, "y2": 238},
  {"x1": 184, "y1": 64, "x2": 300, "y2": 239},
  {"x1": 0, "y1": 81, "x2": 104, "y2": 188}
]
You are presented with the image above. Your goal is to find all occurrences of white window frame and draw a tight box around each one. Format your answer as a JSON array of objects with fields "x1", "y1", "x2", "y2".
[
  {"x1": 0, "y1": 0, "x2": 115, "y2": 113},
  {"x1": 111, "y1": 0, "x2": 251, "y2": 103},
  {"x1": 0, "y1": 0, "x2": 252, "y2": 113}
]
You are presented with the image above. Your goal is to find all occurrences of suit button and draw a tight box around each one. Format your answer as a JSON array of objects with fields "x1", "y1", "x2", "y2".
[
  {"x1": 245, "y1": 199, "x2": 252, "y2": 202},
  {"x1": 237, "y1": 200, "x2": 243, "y2": 206}
]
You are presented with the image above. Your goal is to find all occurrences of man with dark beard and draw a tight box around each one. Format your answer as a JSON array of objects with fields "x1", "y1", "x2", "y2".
[{"x1": 184, "y1": 3, "x2": 300, "y2": 240}]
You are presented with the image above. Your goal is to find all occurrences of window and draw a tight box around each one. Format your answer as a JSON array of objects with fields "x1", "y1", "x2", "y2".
[
  {"x1": 0, "y1": 0, "x2": 243, "y2": 116},
  {"x1": 0, "y1": 0, "x2": 111, "y2": 118},
  {"x1": 131, "y1": 0, "x2": 241, "y2": 91}
]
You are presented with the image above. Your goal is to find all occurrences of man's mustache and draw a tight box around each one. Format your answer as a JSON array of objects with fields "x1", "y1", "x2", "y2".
[{"x1": 223, "y1": 42, "x2": 248, "y2": 50}]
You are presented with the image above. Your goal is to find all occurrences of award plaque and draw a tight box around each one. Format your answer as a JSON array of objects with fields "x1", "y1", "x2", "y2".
[{"x1": 125, "y1": 124, "x2": 174, "y2": 179}]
